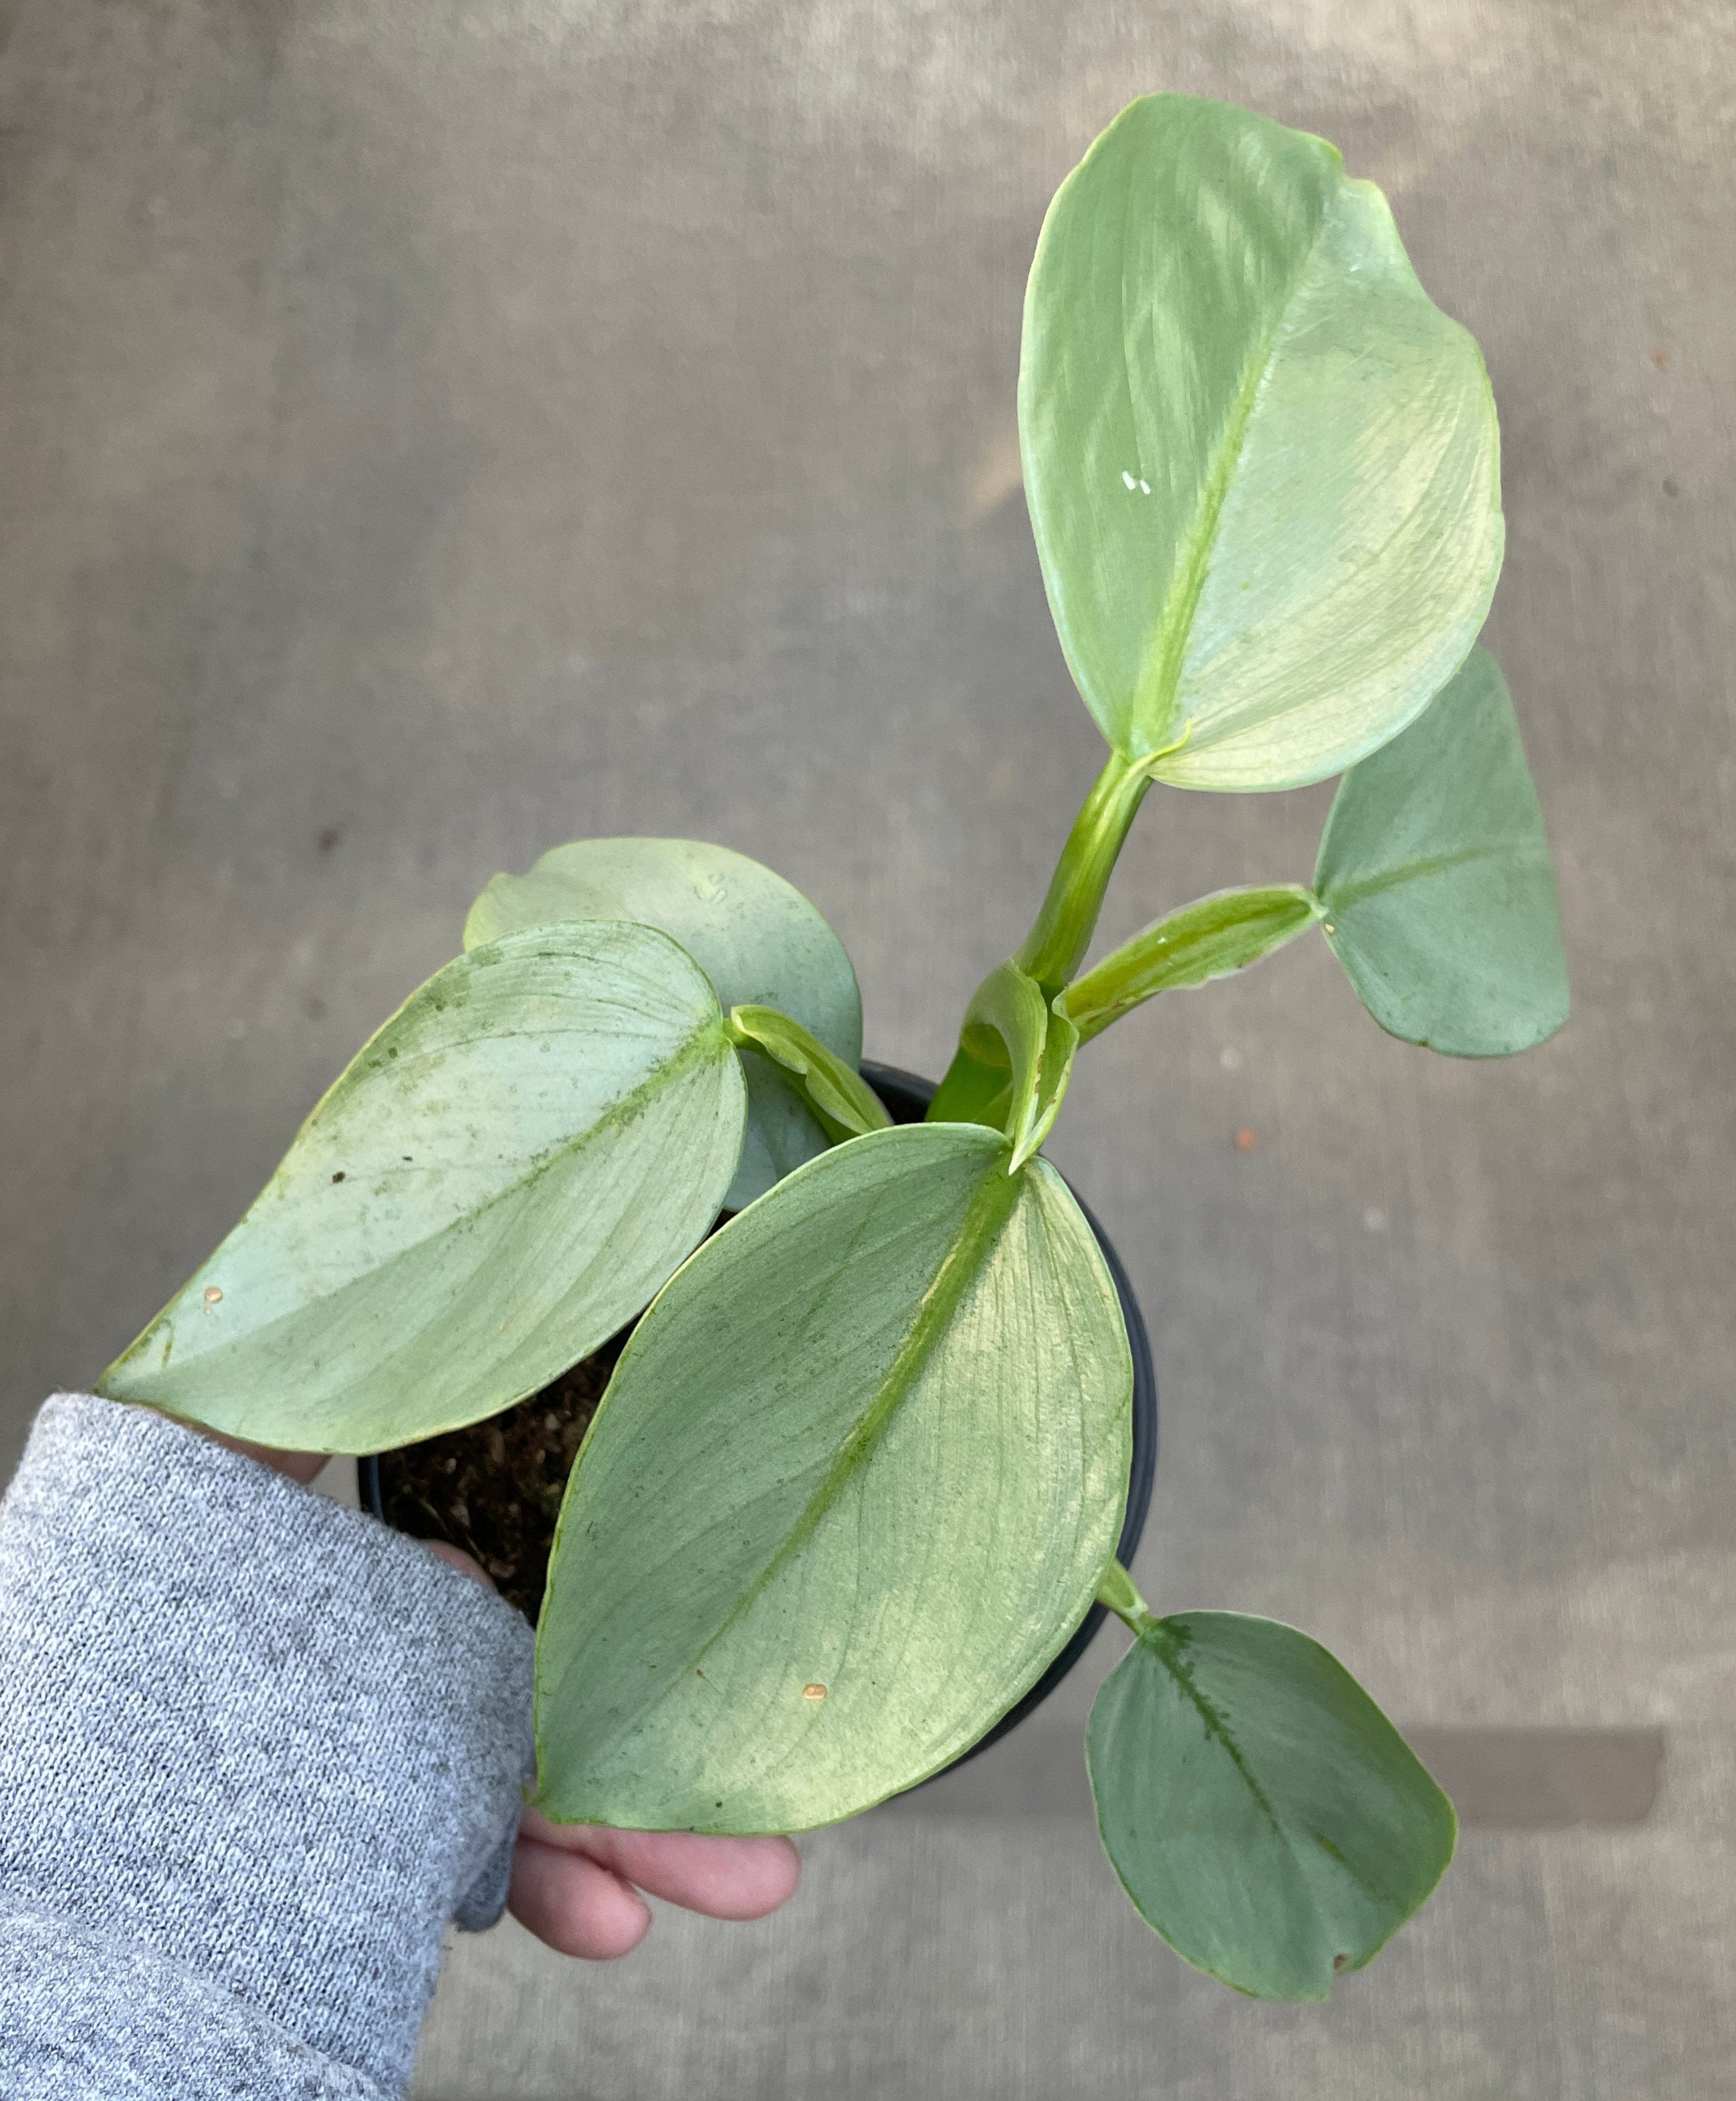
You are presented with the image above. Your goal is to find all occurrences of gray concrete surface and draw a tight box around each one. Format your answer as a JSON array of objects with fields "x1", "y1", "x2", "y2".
[{"x1": 1, "y1": 1, "x2": 1731, "y2": 2095}]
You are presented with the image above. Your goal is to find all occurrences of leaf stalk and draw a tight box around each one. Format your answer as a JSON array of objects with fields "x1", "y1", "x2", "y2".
[
  {"x1": 1059, "y1": 884, "x2": 1320, "y2": 1042},
  {"x1": 1097, "y1": 1556, "x2": 1153, "y2": 1631},
  {"x1": 726, "y1": 1006, "x2": 893, "y2": 1143},
  {"x1": 1012, "y1": 750, "x2": 1154, "y2": 997}
]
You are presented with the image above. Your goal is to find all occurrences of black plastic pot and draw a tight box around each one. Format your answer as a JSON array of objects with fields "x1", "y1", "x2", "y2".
[{"x1": 362, "y1": 1059, "x2": 1156, "y2": 1770}]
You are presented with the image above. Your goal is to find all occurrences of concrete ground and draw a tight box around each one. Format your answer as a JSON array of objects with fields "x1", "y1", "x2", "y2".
[{"x1": 2, "y1": 2, "x2": 1731, "y2": 2095}]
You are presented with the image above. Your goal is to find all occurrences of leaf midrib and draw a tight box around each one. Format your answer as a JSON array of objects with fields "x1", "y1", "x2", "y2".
[
  {"x1": 1131, "y1": 193, "x2": 1336, "y2": 753},
  {"x1": 1140, "y1": 1618, "x2": 1378, "y2": 1978},
  {"x1": 1323, "y1": 839, "x2": 1548, "y2": 912},
  {"x1": 684, "y1": 1161, "x2": 1027, "y2": 1677}
]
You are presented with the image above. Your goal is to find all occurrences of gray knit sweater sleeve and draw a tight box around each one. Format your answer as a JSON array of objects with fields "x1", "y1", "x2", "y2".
[{"x1": 0, "y1": 1395, "x2": 538, "y2": 2099}]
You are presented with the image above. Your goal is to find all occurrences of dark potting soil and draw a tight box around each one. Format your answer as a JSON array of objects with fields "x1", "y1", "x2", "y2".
[{"x1": 374, "y1": 1330, "x2": 628, "y2": 1621}]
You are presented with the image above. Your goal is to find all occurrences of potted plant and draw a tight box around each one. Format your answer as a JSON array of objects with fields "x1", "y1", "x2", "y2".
[
  {"x1": 358, "y1": 1048, "x2": 1162, "y2": 1777},
  {"x1": 100, "y1": 93, "x2": 1566, "y2": 2004}
]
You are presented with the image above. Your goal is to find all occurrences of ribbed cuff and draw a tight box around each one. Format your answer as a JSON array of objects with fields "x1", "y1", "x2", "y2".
[{"x1": 0, "y1": 1395, "x2": 536, "y2": 2096}]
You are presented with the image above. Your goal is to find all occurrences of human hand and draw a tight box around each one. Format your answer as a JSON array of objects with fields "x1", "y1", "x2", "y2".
[
  {"x1": 418, "y1": 1536, "x2": 801, "y2": 1956},
  {"x1": 507, "y1": 1805, "x2": 800, "y2": 1958},
  {"x1": 193, "y1": 1427, "x2": 802, "y2": 1959}
]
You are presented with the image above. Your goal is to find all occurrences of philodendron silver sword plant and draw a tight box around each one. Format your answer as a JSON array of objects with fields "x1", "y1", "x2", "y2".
[{"x1": 102, "y1": 95, "x2": 1567, "y2": 2002}]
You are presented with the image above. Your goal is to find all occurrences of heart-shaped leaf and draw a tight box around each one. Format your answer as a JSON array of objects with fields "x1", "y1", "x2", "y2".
[
  {"x1": 1315, "y1": 645, "x2": 1568, "y2": 1055},
  {"x1": 1022, "y1": 94, "x2": 1502, "y2": 789},
  {"x1": 535, "y1": 1121, "x2": 1132, "y2": 1832},
  {"x1": 99, "y1": 924, "x2": 746, "y2": 1452},
  {"x1": 1088, "y1": 1611, "x2": 1456, "y2": 2000},
  {"x1": 465, "y1": 837, "x2": 861, "y2": 1207}
]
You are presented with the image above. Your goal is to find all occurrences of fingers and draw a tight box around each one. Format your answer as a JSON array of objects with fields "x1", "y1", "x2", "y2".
[
  {"x1": 415, "y1": 1540, "x2": 797, "y2": 1950},
  {"x1": 508, "y1": 1837, "x2": 653, "y2": 1959},
  {"x1": 413, "y1": 1537, "x2": 797, "y2": 1953},
  {"x1": 517, "y1": 1811, "x2": 801, "y2": 1921}
]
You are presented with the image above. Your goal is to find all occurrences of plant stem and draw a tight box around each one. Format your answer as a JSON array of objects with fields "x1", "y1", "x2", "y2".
[
  {"x1": 1097, "y1": 1556, "x2": 1153, "y2": 1631},
  {"x1": 1011, "y1": 751, "x2": 1153, "y2": 997},
  {"x1": 925, "y1": 1038, "x2": 1012, "y2": 1128},
  {"x1": 927, "y1": 750, "x2": 1151, "y2": 1130}
]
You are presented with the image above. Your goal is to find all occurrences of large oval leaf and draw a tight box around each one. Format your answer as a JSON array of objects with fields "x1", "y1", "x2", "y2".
[
  {"x1": 99, "y1": 924, "x2": 746, "y2": 1452},
  {"x1": 1022, "y1": 94, "x2": 1503, "y2": 788},
  {"x1": 465, "y1": 837, "x2": 862, "y2": 1208},
  {"x1": 535, "y1": 1121, "x2": 1132, "y2": 1832},
  {"x1": 1315, "y1": 645, "x2": 1568, "y2": 1055},
  {"x1": 1088, "y1": 1611, "x2": 1456, "y2": 2000}
]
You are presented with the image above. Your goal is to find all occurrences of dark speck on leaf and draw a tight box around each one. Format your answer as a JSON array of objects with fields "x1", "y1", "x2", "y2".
[
  {"x1": 1333, "y1": 1954, "x2": 1351, "y2": 1973},
  {"x1": 332, "y1": 1171, "x2": 345, "y2": 1183}
]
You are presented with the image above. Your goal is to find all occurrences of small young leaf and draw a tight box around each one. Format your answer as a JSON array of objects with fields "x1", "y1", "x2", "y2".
[
  {"x1": 99, "y1": 924, "x2": 746, "y2": 1452},
  {"x1": 466, "y1": 837, "x2": 862, "y2": 1207},
  {"x1": 952, "y1": 961, "x2": 1079, "y2": 1167},
  {"x1": 1020, "y1": 1005, "x2": 1080, "y2": 1170},
  {"x1": 1060, "y1": 886, "x2": 1318, "y2": 1041},
  {"x1": 1022, "y1": 94, "x2": 1502, "y2": 789},
  {"x1": 726, "y1": 1004, "x2": 892, "y2": 1142},
  {"x1": 1088, "y1": 1611, "x2": 1456, "y2": 2001},
  {"x1": 535, "y1": 1122, "x2": 1132, "y2": 1833},
  {"x1": 1315, "y1": 646, "x2": 1568, "y2": 1056}
]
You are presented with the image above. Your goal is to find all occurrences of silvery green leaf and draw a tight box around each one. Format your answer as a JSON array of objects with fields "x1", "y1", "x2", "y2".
[
  {"x1": 535, "y1": 1122, "x2": 1131, "y2": 1831},
  {"x1": 100, "y1": 924, "x2": 745, "y2": 1452},
  {"x1": 467, "y1": 836, "x2": 861, "y2": 1205},
  {"x1": 1315, "y1": 646, "x2": 1568, "y2": 1055},
  {"x1": 1022, "y1": 94, "x2": 1503, "y2": 789},
  {"x1": 1089, "y1": 1611, "x2": 1456, "y2": 1999}
]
